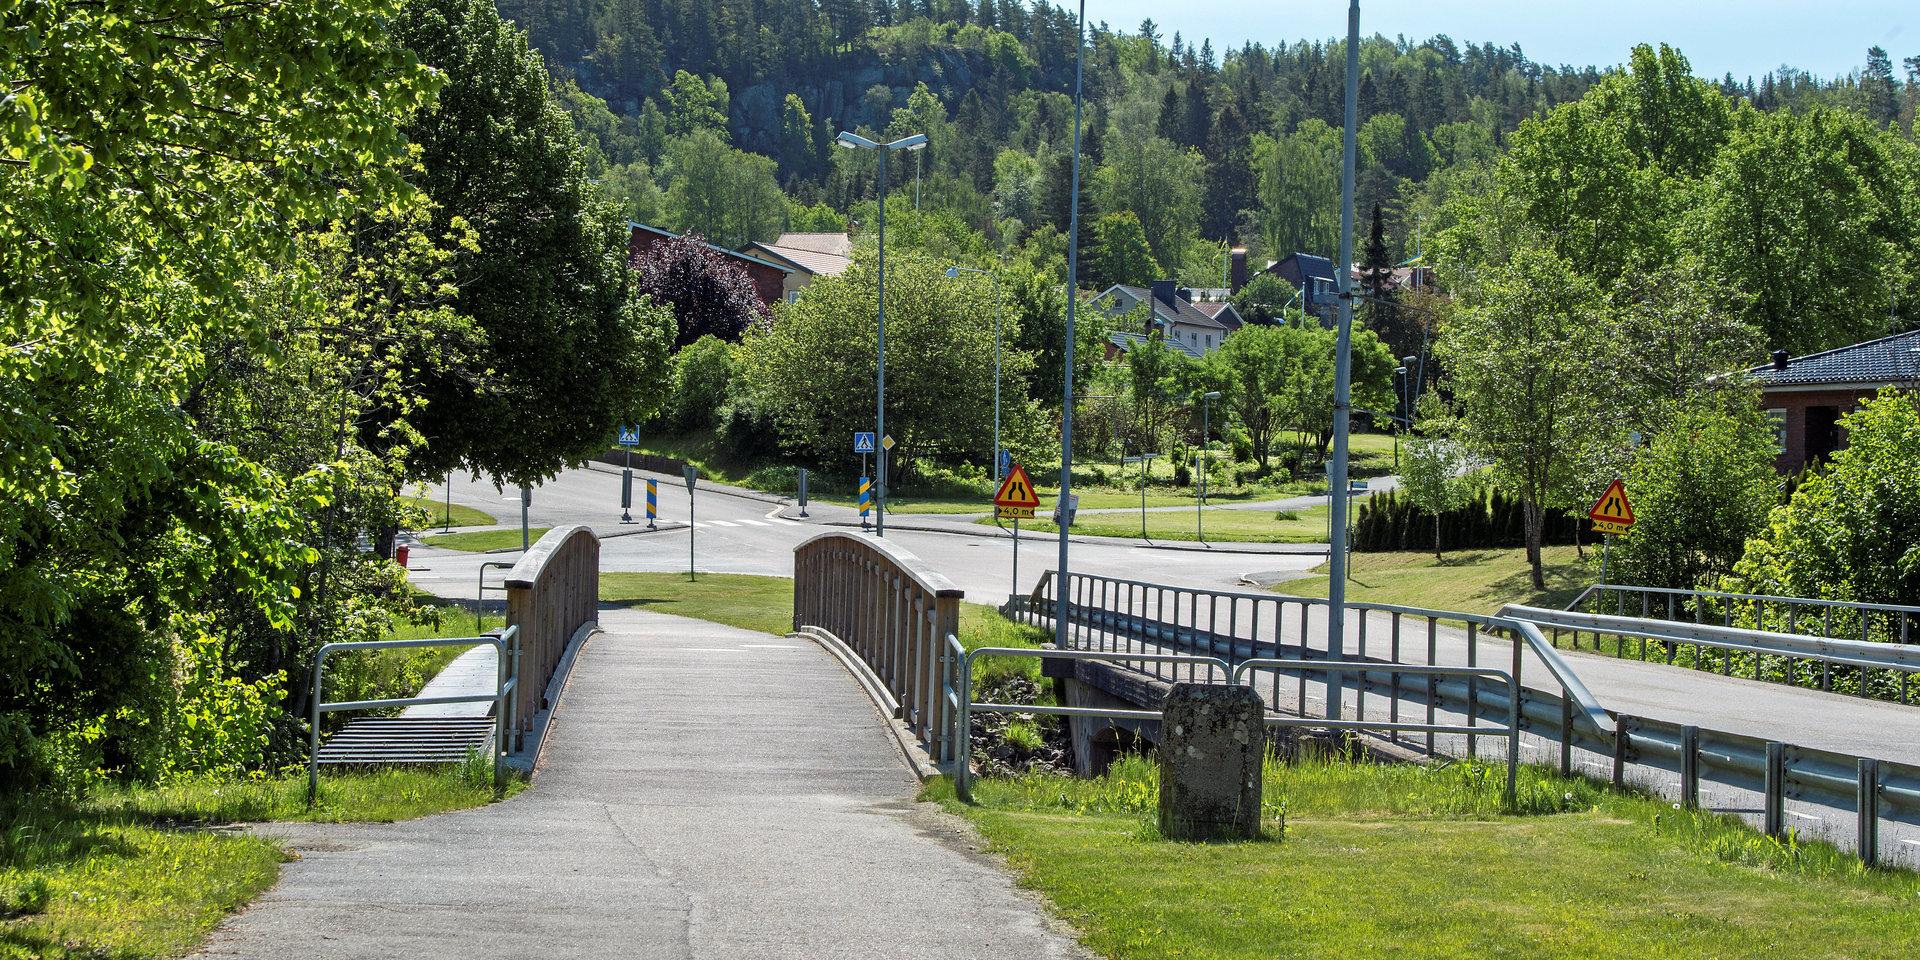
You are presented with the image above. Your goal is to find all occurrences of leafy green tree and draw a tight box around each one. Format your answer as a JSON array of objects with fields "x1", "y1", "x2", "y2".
[
  {"x1": 660, "y1": 336, "x2": 738, "y2": 432},
  {"x1": 735, "y1": 257, "x2": 1038, "y2": 471},
  {"x1": 397, "y1": 0, "x2": 674, "y2": 486},
  {"x1": 663, "y1": 129, "x2": 787, "y2": 247},
  {"x1": 1089, "y1": 211, "x2": 1157, "y2": 288},
  {"x1": 663, "y1": 69, "x2": 730, "y2": 138},
  {"x1": 1400, "y1": 435, "x2": 1473, "y2": 558},
  {"x1": 1439, "y1": 246, "x2": 1616, "y2": 588},
  {"x1": 1252, "y1": 120, "x2": 1341, "y2": 259},
  {"x1": 1729, "y1": 390, "x2": 1920, "y2": 611},
  {"x1": 1092, "y1": 134, "x2": 1203, "y2": 271},
  {"x1": 1232, "y1": 274, "x2": 1298, "y2": 324},
  {"x1": 0, "y1": 0, "x2": 434, "y2": 787},
  {"x1": 1210, "y1": 325, "x2": 1291, "y2": 469},
  {"x1": 1612, "y1": 406, "x2": 1780, "y2": 591},
  {"x1": 1682, "y1": 104, "x2": 1917, "y2": 354}
]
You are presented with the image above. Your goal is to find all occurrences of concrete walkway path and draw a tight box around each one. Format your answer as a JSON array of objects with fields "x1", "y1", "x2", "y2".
[{"x1": 197, "y1": 608, "x2": 1086, "y2": 960}]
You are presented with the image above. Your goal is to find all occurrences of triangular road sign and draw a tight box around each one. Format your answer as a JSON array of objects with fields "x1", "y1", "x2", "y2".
[
  {"x1": 1588, "y1": 478, "x2": 1635, "y2": 531},
  {"x1": 993, "y1": 464, "x2": 1042, "y2": 509}
]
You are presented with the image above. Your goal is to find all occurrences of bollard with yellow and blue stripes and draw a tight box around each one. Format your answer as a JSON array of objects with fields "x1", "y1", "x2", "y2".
[
  {"x1": 645, "y1": 478, "x2": 658, "y2": 529},
  {"x1": 858, "y1": 476, "x2": 872, "y2": 527}
]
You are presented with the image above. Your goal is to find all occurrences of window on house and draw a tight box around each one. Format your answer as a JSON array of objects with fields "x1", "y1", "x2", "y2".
[{"x1": 1765, "y1": 408, "x2": 1786, "y2": 452}]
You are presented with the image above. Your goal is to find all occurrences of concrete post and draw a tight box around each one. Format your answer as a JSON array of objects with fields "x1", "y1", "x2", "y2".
[{"x1": 1158, "y1": 683, "x2": 1265, "y2": 841}]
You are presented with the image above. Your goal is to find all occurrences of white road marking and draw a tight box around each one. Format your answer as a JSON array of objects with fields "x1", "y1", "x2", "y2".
[
  {"x1": 733, "y1": 518, "x2": 767, "y2": 527},
  {"x1": 682, "y1": 647, "x2": 747, "y2": 653},
  {"x1": 741, "y1": 643, "x2": 798, "y2": 649},
  {"x1": 706, "y1": 520, "x2": 740, "y2": 528}
]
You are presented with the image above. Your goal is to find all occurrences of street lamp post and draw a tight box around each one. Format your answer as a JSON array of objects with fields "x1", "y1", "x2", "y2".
[
  {"x1": 1326, "y1": 0, "x2": 1363, "y2": 722},
  {"x1": 1402, "y1": 354, "x2": 1420, "y2": 425},
  {"x1": 1197, "y1": 390, "x2": 1220, "y2": 542},
  {"x1": 946, "y1": 264, "x2": 1005, "y2": 482},
  {"x1": 1393, "y1": 366, "x2": 1407, "y2": 469},
  {"x1": 1056, "y1": 0, "x2": 1088, "y2": 654},
  {"x1": 837, "y1": 130, "x2": 928, "y2": 537}
]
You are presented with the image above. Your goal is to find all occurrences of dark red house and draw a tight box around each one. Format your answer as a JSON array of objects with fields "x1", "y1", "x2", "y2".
[
  {"x1": 1747, "y1": 329, "x2": 1920, "y2": 472},
  {"x1": 628, "y1": 222, "x2": 791, "y2": 310}
]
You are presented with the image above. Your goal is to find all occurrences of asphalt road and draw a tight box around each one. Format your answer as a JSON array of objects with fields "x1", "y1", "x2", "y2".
[{"x1": 404, "y1": 464, "x2": 1322, "y2": 606}]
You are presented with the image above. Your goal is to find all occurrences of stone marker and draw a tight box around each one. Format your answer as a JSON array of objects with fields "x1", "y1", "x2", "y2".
[{"x1": 1158, "y1": 682, "x2": 1264, "y2": 840}]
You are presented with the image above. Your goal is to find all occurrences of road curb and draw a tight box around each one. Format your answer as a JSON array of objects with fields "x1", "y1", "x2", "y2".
[{"x1": 582, "y1": 460, "x2": 791, "y2": 507}]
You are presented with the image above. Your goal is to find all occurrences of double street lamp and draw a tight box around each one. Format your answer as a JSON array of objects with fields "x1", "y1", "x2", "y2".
[
  {"x1": 945, "y1": 264, "x2": 1005, "y2": 482},
  {"x1": 836, "y1": 130, "x2": 928, "y2": 537}
]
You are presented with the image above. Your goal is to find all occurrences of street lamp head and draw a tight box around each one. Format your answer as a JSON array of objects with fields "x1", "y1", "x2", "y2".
[
  {"x1": 889, "y1": 133, "x2": 929, "y2": 151},
  {"x1": 944, "y1": 266, "x2": 960, "y2": 278},
  {"x1": 835, "y1": 130, "x2": 879, "y2": 150},
  {"x1": 1201, "y1": 391, "x2": 1222, "y2": 400},
  {"x1": 1395, "y1": 366, "x2": 1407, "y2": 375},
  {"x1": 1403, "y1": 355, "x2": 1417, "y2": 365}
]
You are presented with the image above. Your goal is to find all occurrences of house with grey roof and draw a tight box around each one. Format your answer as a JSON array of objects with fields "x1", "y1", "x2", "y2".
[
  {"x1": 1747, "y1": 329, "x2": 1920, "y2": 471},
  {"x1": 1096, "y1": 280, "x2": 1243, "y2": 357}
]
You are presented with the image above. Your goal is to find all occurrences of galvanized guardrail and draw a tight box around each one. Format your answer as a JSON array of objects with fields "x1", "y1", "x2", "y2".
[
  {"x1": 1565, "y1": 583, "x2": 1920, "y2": 703},
  {"x1": 307, "y1": 626, "x2": 520, "y2": 803},
  {"x1": 1022, "y1": 571, "x2": 1920, "y2": 866}
]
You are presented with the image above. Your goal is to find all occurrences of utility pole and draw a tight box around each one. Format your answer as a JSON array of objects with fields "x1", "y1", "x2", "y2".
[{"x1": 1326, "y1": 0, "x2": 1362, "y2": 721}]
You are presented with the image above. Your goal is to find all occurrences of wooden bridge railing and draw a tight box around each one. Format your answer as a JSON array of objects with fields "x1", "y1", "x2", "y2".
[
  {"x1": 793, "y1": 531, "x2": 963, "y2": 765},
  {"x1": 504, "y1": 524, "x2": 600, "y2": 745}
]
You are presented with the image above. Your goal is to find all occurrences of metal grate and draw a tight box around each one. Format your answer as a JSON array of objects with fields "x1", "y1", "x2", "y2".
[{"x1": 314, "y1": 716, "x2": 496, "y2": 765}]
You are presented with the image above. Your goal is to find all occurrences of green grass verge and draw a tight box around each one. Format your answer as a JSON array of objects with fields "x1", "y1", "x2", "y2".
[
  {"x1": 1, "y1": 765, "x2": 521, "y2": 959},
  {"x1": 398, "y1": 495, "x2": 495, "y2": 528},
  {"x1": 601, "y1": 571, "x2": 797, "y2": 636},
  {"x1": 931, "y1": 754, "x2": 1920, "y2": 959},
  {"x1": 1272, "y1": 545, "x2": 1592, "y2": 614},
  {"x1": 995, "y1": 503, "x2": 1333, "y2": 543},
  {"x1": 422, "y1": 526, "x2": 549, "y2": 552}
]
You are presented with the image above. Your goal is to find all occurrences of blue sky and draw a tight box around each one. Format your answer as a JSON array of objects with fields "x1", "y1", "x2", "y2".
[{"x1": 1085, "y1": 1, "x2": 1917, "y2": 80}]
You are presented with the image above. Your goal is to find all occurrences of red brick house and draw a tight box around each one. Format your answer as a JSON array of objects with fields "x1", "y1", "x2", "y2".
[
  {"x1": 628, "y1": 222, "x2": 792, "y2": 310},
  {"x1": 1747, "y1": 330, "x2": 1920, "y2": 472}
]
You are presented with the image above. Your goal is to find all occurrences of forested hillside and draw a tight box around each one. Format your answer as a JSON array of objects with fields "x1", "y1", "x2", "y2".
[{"x1": 499, "y1": 0, "x2": 1917, "y2": 273}]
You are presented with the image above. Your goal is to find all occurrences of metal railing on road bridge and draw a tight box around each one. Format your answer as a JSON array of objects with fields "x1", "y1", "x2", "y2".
[
  {"x1": 308, "y1": 526, "x2": 600, "y2": 797},
  {"x1": 1021, "y1": 569, "x2": 1920, "y2": 866},
  {"x1": 1565, "y1": 584, "x2": 1920, "y2": 704}
]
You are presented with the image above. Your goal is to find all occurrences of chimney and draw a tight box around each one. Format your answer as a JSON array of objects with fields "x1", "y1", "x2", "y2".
[
  {"x1": 1150, "y1": 279, "x2": 1178, "y2": 307},
  {"x1": 1771, "y1": 349, "x2": 1790, "y2": 371},
  {"x1": 1230, "y1": 248, "x2": 1248, "y2": 294}
]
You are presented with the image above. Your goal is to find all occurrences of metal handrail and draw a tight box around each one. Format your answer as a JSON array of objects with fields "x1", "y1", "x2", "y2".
[
  {"x1": 1569, "y1": 583, "x2": 1920, "y2": 619},
  {"x1": 307, "y1": 625, "x2": 520, "y2": 804},
  {"x1": 1021, "y1": 569, "x2": 1920, "y2": 865},
  {"x1": 476, "y1": 560, "x2": 515, "y2": 632}
]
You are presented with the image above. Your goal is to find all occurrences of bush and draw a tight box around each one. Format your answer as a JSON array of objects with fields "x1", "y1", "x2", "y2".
[
  {"x1": 660, "y1": 335, "x2": 735, "y2": 433},
  {"x1": 1613, "y1": 407, "x2": 1779, "y2": 591}
]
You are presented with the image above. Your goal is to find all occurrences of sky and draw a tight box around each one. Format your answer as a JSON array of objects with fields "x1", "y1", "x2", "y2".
[{"x1": 1085, "y1": 1, "x2": 1918, "y2": 81}]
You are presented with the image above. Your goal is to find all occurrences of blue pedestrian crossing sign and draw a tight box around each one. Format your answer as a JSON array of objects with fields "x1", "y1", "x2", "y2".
[
  {"x1": 618, "y1": 425, "x2": 640, "y2": 446},
  {"x1": 853, "y1": 432, "x2": 876, "y2": 453},
  {"x1": 998, "y1": 448, "x2": 1013, "y2": 478}
]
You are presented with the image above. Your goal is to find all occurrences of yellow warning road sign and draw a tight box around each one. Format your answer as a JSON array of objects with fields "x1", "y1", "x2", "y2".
[
  {"x1": 1588, "y1": 478, "x2": 1635, "y2": 534},
  {"x1": 993, "y1": 464, "x2": 1041, "y2": 520}
]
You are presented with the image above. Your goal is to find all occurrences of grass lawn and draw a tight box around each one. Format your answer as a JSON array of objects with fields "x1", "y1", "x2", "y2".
[
  {"x1": 422, "y1": 526, "x2": 548, "y2": 552},
  {"x1": 398, "y1": 494, "x2": 495, "y2": 529},
  {"x1": 1, "y1": 767, "x2": 520, "y2": 960},
  {"x1": 932, "y1": 755, "x2": 1920, "y2": 960},
  {"x1": 991, "y1": 503, "x2": 1333, "y2": 544},
  {"x1": 1272, "y1": 545, "x2": 1593, "y2": 614}
]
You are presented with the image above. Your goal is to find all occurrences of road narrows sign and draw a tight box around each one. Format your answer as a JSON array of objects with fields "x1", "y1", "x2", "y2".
[
  {"x1": 1588, "y1": 478, "x2": 1635, "y2": 535},
  {"x1": 993, "y1": 464, "x2": 1041, "y2": 520}
]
